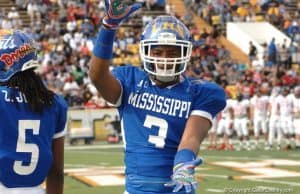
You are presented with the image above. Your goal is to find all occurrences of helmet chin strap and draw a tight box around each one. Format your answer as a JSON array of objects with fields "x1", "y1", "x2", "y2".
[
  {"x1": 155, "y1": 75, "x2": 176, "y2": 82},
  {"x1": 150, "y1": 75, "x2": 180, "y2": 88},
  {"x1": 154, "y1": 66, "x2": 177, "y2": 82}
]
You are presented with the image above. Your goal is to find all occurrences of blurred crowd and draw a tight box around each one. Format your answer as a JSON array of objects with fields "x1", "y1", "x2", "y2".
[
  {"x1": 0, "y1": 0, "x2": 299, "y2": 111},
  {"x1": 187, "y1": 0, "x2": 300, "y2": 65}
]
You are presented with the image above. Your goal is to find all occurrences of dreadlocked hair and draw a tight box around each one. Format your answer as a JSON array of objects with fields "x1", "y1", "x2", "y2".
[{"x1": 3, "y1": 69, "x2": 54, "y2": 113}]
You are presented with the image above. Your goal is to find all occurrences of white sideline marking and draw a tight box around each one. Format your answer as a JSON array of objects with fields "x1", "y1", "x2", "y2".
[
  {"x1": 65, "y1": 164, "x2": 92, "y2": 168},
  {"x1": 88, "y1": 175, "x2": 124, "y2": 186},
  {"x1": 201, "y1": 173, "x2": 300, "y2": 187},
  {"x1": 248, "y1": 179, "x2": 300, "y2": 187},
  {"x1": 66, "y1": 150, "x2": 122, "y2": 155},
  {"x1": 64, "y1": 139, "x2": 244, "y2": 150},
  {"x1": 65, "y1": 144, "x2": 123, "y2": 150},
  {"x1": 204, "y1": 155, "x2": 256, "y2": 160},
  {"x1": 200, "y1": 174, "x2": 230, "y2": 179},
  {"x1": 257, "y1": 186, "x2": 277, "y2": 189},
  {"x1": 64, "y1": 166, "x2": 300, "y2": 187},
  {"x1": 206, "y1": 189, "x2": 224, "y2": 193},
  {"x1": 264, "y1": 159, "x2": 300, "y2": 166},
  {"x1": 204, "y1": 155, "x2": 299, "y2": 161},
  {"x1": 212, "y1": 160, "x2": 300, "y2": 180},
  {"x1": 290, "y1": 154, "x2": 300, "y2": 158}
]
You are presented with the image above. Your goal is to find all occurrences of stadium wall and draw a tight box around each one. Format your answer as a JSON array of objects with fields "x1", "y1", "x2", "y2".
[
  {"x1": 67, "y1": 108, "x2": 119, "y2": 141},
  {"x1": 227, "y1": 22, "x2": 292, "y2": 60}
]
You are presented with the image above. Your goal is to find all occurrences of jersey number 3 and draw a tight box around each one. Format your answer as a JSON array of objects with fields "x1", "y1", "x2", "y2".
[
  {"x1": 13, "y1": 120, "x2": 40, "y2": 175},
  {"x1": 144, "y1": 115, "x2": 168, "y2": 148}
]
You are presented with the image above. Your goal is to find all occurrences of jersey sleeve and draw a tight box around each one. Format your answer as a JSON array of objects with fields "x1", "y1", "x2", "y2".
[
  {"x1": 191, "y1": 83, "x2": 226, "y2": 124},
  {"x1": 242, "y1": 99, "x2": 250, "y2": 108},
  {"x1": 250, "y1": 96, "x2": 255, "y2": 105},
  {"x1": 111, "y1": 65, "x2": 136, "y2": 107},
  {"x1": 226, "y1": 99, "x2": 233, "y2": 109},
  {"x1": 110, "y1": 66, "x2": 130, "y2": 107},
  {"x1": 53, "y1": 95, "x2": 68, "y2": 139}
]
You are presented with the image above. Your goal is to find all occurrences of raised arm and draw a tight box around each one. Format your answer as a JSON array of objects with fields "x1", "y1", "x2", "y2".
[
  {"x1": 89, "y1": 49, "x2": 122, "y2": 104},
  {"x1": 89, "y1": 0, "x2": 141, "y2": 104}
]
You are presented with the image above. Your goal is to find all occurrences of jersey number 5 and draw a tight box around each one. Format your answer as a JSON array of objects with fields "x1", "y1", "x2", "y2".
[
  {"x1": 13, "y1": 120, "x2": 40, "y2": 175},
  {"x1": 144, "y1": 115, "x2": 168, "y2": 148}
]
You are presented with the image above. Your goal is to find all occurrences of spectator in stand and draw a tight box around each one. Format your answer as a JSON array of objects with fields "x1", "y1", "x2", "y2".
[
  {"x1": 218, "y1": 45, "x2": 230, "y2": 61},
  {"x1": 294, "y1": 86, "x2": 300, "y2": 149},
  {"x1": 0, "y1": 8, "x2": 4, "y2": 28},
  {"x1": 80, "y1": 19, "x2": 94, "y2": 38},
  {"x1": 63, "y1": 76, "x2": 81, "y2": 106},
  {"x1": 7, "y1": 6, "x2": 19, "y2": 21},
  {"x1": 183, "y1": 8, "x2": 194, "y2": 26},
  {"x1": 145, "y1": 0, "x2": 157, "y2": 10},
  {"x1": 248, "y1": 41, "x2": 258, "y2": 63},
  {"x1": 15, "y1": 0, "x2": 27, "y2": 10},
  {"x1": 27, "y1": 1, "x2": 40, "y2": 25},
  {"x1": 236, "y1": 3, "x2": 249, "y2": 21},
  {"x1": 267, "y1": 2, "x2": 280, "y2": 26},
  {"x1": 1, "y1": 15, "x2": 13, "y2": 29},
  {"x1": 190, "y1": 60, "x2": 203, "y2": 78},
  {"x1": 155, "y1": 0, "x2": 166, "y2": 10},
  {"x1": 268, "y1": 38, "x2": 278, "y2": 66},
  {"x1": 278, "y1": 39, "x2": 290, "y2": 69},
  {"x1": 4, "y1": 0, "x2": 298, "y2": 112}
]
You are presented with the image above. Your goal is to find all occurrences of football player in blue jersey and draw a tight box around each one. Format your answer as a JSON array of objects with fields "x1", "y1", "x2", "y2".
[
  {"x1": 89, "y1": 1, "x2": 226, "y2": 193},
  {"x1": 0, "y1": 29, "x2": 67, "y2": 194}
]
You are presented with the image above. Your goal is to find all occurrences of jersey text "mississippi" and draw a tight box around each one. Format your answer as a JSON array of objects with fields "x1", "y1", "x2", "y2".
[{"x1": 128, "y1": 92, "x2": 191, "y2": 118}]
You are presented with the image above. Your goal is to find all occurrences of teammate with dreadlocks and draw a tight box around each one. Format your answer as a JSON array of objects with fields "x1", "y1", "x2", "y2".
[{"x1": 0, "y1": 29, "x2": 67, "y2": 194}]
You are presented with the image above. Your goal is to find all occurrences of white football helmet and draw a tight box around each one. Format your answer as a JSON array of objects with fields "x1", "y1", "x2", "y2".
[{"x1": 139, "y1": 16, "x2": 193, "y2": 82}]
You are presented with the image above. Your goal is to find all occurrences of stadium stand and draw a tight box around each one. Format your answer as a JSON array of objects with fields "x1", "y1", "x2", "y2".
[{"x1": 1, "y1": 0, "x2": 300, "y2": 150}]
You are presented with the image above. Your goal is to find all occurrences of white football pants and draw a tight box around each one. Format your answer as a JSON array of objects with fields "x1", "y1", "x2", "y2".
[{"x1": 0, "y1": 183, "x2": 44, "y2": 194}]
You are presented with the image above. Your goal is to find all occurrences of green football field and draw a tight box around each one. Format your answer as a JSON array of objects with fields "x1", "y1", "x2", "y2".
[{"x1": 63, "y1": 143, "x2": 300, "y2": 194}]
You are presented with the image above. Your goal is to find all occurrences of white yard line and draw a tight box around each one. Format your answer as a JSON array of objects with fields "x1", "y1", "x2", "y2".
[
  {"x1": 289, "y1": 154, "x2": 300, "y2": 158},
  {"x1": 64, "y1": 164, "x2": 91, "y2": 167},
  {"x1": 64, "y1": 140, "x2": 243, "y2": 150}
]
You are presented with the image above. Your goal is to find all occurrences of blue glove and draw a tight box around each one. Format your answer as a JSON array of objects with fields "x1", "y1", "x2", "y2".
[
  {"x1": 165, "y1": 158, "x2": 203, "y2": 193},
  {"x1": 103, "y1": 0, "x2": 142, "y2": 29}
]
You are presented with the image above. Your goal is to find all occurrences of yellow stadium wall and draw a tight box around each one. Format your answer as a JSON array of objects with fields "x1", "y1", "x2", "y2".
[{"x1": 67, "y1": 108, "x2": 119, "y2": 141}]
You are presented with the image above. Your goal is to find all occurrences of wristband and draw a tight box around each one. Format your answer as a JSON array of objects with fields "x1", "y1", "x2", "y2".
[
  {"x1": 93, "y1": 26, "x2": 116, "y2": 59},
  {"x1": 174, "y1": 149, "x2": 196, "y2": 166}
]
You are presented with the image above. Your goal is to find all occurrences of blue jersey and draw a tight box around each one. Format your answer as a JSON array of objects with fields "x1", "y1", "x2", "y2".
[
  {"x1": 113, "y1": 66, "x2": 226, "y2": 194},
  {"x1": 0, "y1": 87, "x2": 67, "y2": 188}
]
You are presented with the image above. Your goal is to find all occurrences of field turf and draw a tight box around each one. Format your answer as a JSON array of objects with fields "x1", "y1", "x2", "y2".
[{"x1": 64, "y1": 143, "x2": 300, "y2": 194}]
